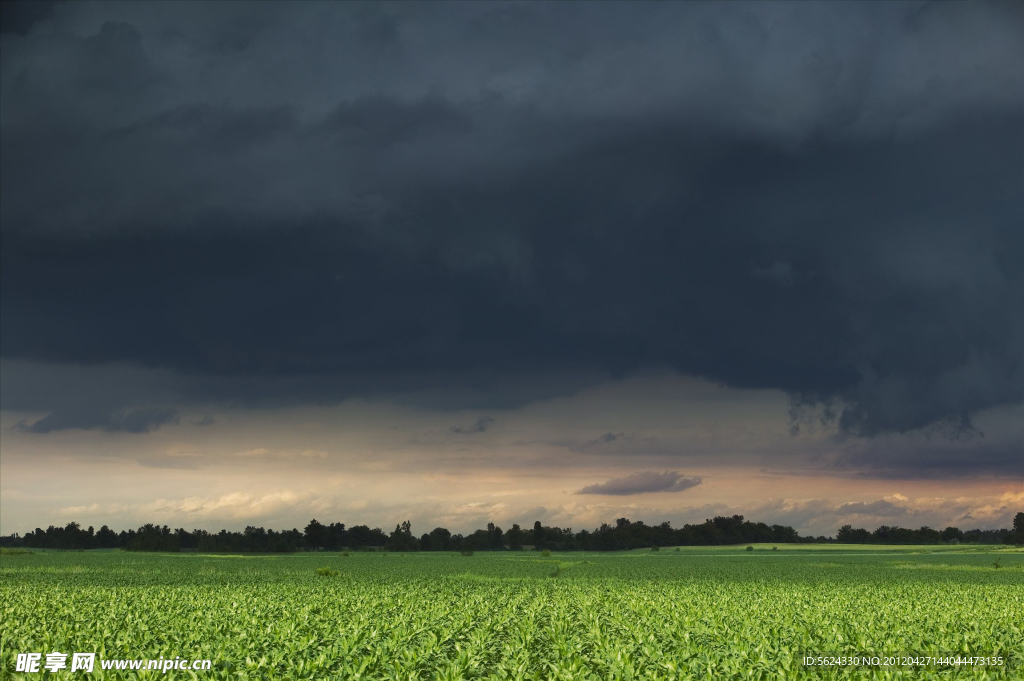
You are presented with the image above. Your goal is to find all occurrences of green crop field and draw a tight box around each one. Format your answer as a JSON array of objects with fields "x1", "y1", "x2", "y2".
[{"x1": 1, "y1": 545, "x2": 1022, "y2": 679}]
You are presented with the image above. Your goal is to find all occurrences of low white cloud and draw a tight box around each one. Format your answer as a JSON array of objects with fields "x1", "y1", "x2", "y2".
[{"x1": 235, "y1": 448, "x2": 271, "y2": 457}]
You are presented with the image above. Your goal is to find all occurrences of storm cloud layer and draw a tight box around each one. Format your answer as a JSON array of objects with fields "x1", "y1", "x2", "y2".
[
  {"x1": 1, "y1": 1, "x2": 1022, "y2": 440},
  {"x1": 577, "y1": 471, "x2": 702, "y2": 497}
]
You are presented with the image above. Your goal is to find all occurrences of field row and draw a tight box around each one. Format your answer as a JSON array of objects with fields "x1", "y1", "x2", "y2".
[{"x1": 1, "y1": 549, "x2": 1022, "y2": 679}]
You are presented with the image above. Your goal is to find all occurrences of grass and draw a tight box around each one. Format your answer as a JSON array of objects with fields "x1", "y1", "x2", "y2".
[
  {"x1": 654, "y1": 543, "x2": 1024, "y2": 553},
  {"x1": 1, "y1": 544, "x2": 1021, "y2": 679}
]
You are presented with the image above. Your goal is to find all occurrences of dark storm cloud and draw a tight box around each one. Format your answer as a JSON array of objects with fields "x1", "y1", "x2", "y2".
[
  {"x1": 833, "y1": 437, "x2": 1024, "y2": 480},
  {"x1": 566, "y1": 433, "x2": 634, "y2": 452},
  {"x1": 1, "y1": 2, "x2": 1022, "y2": 440},
  {"x1": 835, "y1": 499, "x2": 904, "y2": 517},
  {"x1": 0, "y1": 1, "x2": 63, "y2": 36},
  {"x1": 113, "y1": 103, "x2": 298, "y2": 155},
  {"x1": 565, "y1": 433, "x2": 671, "y2": 455},
  {"x1": 577, "y1": 471, "x2": 702, "y2": 496},
  {"x1": 450, "y1": 416, "x2": 494, "y2": 435},
  {"x1": 17, "y1": 406, "x2": 180, "y2": 434}
]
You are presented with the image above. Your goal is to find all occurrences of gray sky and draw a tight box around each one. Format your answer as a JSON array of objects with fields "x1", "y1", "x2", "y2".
[{"x1": 1, "y1": 1, "x2": 1021, "y2": 536}]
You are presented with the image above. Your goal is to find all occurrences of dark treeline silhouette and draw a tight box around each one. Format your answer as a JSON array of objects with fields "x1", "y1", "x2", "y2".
[
  {"x1": 3, "y1": 512, "x2": 1021, "y2": 552},
  {"x1": 836, "y1": 519, "x2": 1021, "y2": 545}
]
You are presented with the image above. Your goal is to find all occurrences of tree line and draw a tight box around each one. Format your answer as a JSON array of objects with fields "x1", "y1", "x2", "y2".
[
  {"x1": 2, "y1": 512, "x2": 1021, "y2": 553},
  {"x1": 835, "y1": 521, "x2": 1019, "y2": 545}
]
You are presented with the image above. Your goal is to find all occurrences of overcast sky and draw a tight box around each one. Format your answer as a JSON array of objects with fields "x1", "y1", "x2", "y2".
[{"x1": 1, "y1": 0, "x2": 1021, "y2": 537}]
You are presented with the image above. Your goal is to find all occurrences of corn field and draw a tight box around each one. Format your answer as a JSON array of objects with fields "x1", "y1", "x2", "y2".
[{"x1": 1, "y1": 545, "x2": 1021, "y2": 679}]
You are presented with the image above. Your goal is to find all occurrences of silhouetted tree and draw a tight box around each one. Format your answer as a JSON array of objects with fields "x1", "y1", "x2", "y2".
[
  {"x1": 304, "y1": 519, "x2": 327, "y2": 550},
  {"x1": 505, "y1": 523, "x2": 525, "y2": 550},
  {"x1": 387, "y1": 520, "x2": 419, "y2": 551},
  {"x1": 942, "y1": 527, "x2": 964, "y2": 543},
  {"x1": 1006, "y1": 513, "x2": 1024, "y2": 545},
  {"x1": 347, "y1": 525, "x2": 387, "y2": 550}
]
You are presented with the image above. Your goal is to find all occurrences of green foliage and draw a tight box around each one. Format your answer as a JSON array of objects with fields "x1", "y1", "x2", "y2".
[
  {"x1": 746, "y1": 545, "x2": 754, "y2": 551},
  {"x1": 0, "y1": 546, "x2": 1021, "y2": 679},
  {"x1": 459, "y1": 548, "x2": 474, "y2": 556},
  {"x1": 0, "y1": 547, "x2": 33, "y2": 555},
  {"x1": 541, "y1": 549, "x2": 551, "y2": 557},
  {"x1": 650, "y1": 546, "x2": 660, "y2": 552}
]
